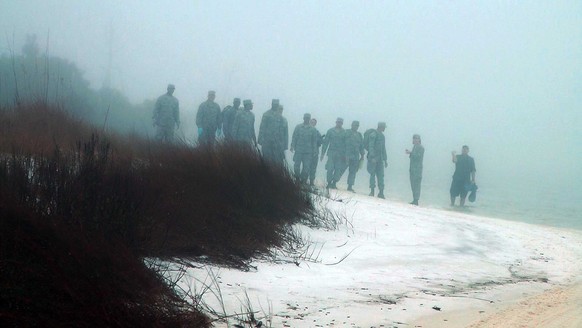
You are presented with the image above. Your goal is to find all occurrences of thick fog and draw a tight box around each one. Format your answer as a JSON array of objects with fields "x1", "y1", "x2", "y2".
[{"x1": 2, "y1": 1, "x2": 581, "y2": 188}]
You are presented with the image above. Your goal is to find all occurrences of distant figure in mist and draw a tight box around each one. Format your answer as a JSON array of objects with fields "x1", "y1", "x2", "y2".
[
  {"x1": 196, "y1": 90, "x2": 222, "y2": 146},
  {"x1": 232, "y1": 99, "x2": 256, "y2": 146},
  {"x1": 258, "y1": 99, "x2": 288, "y2": 165},
  {"x1": 320, "y1": 117, "x2": 347, "y2": 189},
  {"x1": 405, "y1": 134, "x2": 424, "y2": 205},
  {"x1": 308, "y1": 118, "x2": 323, "y2": 186},
  {"x1": 450, "y1": 145, "x2": 476, "y2": 207},
  {"x1": 152, "y1": 84, "x2": 180, "y2": 143},
  {"x1": 366, "y1": 122, "x2": 388, "y2": 199},
  {"x1": 344, "y1": 120, "x2": 365, "y2": 192},
  {"x1": 290, "y1": 113, "x2": 318, "y2": 183},
  {"x1": 221, "y1": 97, "x2": 241, "y2": 142},
  {"x1": 273, "y1": 105, "x2": 289, "y2": 164}
]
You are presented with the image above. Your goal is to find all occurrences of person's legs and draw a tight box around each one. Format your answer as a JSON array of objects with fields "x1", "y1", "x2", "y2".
[
  {"x1": 292, "y1": 152, "x2": 301, "y2": 179},
  {"x1": 199, "y1": 129, "x2": 215, "y2": 147},
  {"x1": 204, "y1": 129, "x2": 216, "y2": 147},
  {"x1": 309, "y1": 154, "x2": 318, "y2": 185},
  {"x1": 325, "y1": 158, "x2": 334, "y2": 187},
  {"x1": 156, "y1": 127, "x2": 171, "y2": 143},
  {"x1": 367, "y1": 160, "x2": 376, "y2": 195},
  {"x1": 377, "y1": 163, "x2": 385, "y2": 198},
  {"x1": 450, "y1": 179, "x2": 462, "y2": 206},
  {"x1": 332, "y1": 158, "x2": 345, "y2": 187},
  {"x1": 293, "y1": 162, "x2": 301, "y2": 180},
  {"x1": 347, "y1": 159, "x2": 357, "y2": 190},
  {"x1": 410, "y1": 175, "x2": 421, "y2": 205},
  {"x1": 300, "y1": 154, "x2": 312, "y2": 183}
]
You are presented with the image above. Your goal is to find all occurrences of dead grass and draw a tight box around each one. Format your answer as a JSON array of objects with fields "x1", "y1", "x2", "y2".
[{"x1": 0, "y1": 102, "x2": 318, "y2": 326}]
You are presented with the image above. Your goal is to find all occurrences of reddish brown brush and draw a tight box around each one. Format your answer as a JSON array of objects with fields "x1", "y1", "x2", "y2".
[
  {"x1": 0, "y1": 195, "x2": 210, "y2": 327},
  {"x1": 0, "y1": 102, "x2": 315, "y2": 325}
]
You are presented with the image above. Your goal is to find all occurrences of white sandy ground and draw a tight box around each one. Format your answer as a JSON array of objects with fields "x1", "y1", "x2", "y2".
[{"x1": 179, "y1": 189, "x2": 582, "y2": 327}]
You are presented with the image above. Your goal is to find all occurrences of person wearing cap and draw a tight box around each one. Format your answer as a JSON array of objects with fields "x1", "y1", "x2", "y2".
[
  {"x1": 152, "y1": 84, "x2": 180, "y2": 143},
  {"x1": 366, "y1": 122, "x2": 388, "y2": 198},
  {"x1": 258, "y1": 99, "x2": 288, "y2": 165},
  {"x1": 290, "y1": 113, "x2": 318, "y2": 183},
  {"x1": 405, "y1": 134, "x2": 424, "y2": 205},
  {"x1": 320, "y1": 117, "x2": 347, "y2": 189},
  {"x1": 308, "y1": 118, "x2": 323, "y2": 186},
  {"x1": 196, "y1": 90, "x2": 222, "y2": 146},
  {"x1": 344, "y1": 120, "x2": 365, "y2": 192},
  {"x1": 221, "y1": 98, "x2": 241, "y2": 142},
  {"x1": 232, "y1": 99, "x2": 256, "y2": 145}
]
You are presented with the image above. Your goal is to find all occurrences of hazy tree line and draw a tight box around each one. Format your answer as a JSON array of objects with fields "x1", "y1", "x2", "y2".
[{"x1": 0, "y1": 34, "x2": 154, "y2": 136}]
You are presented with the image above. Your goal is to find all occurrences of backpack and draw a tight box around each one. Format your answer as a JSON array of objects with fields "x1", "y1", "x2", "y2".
[{"x1": 363, "y1": 128, "x2": 376, "y2": 151}]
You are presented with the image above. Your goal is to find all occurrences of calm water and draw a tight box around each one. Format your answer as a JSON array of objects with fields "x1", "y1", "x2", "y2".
[{"x1": 345, "y1": 169, "x2": 582, "y2": 231}]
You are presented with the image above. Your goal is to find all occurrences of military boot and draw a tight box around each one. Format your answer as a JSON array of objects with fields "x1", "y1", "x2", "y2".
[
  {"x1": 347, "y1": 185, "x2": 355, "y2": 192},
  {"x1": 377, "y1": 189, "x2": 385, "y2": 199},
  {"x1": 369, "y1": 188, "x2": 375, "y2": 196}
]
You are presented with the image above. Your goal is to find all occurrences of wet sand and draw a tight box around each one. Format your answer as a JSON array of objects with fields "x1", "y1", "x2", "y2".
[{"x1": 412, "y1": 282, "x2": 582, "y2": 328}]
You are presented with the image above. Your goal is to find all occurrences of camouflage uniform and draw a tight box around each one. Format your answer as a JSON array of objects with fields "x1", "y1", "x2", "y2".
[
  {"x1": 291, "y1": 118, "x2": 318, "y2": 183},
  {"x1": 321, "y1": 126, "x2": 347, "y2": 187},
  {"x1": 232, "y1": 103, "x2": 256, "y2": 145},
  {"x1": 258, "y1": 100, "x2": 288, "y2": 165},
  {"x1": 153, "y1": 90, "x2": 180, "y2": 143},
  {"x1": 409, "y1": 143, "x2": 424, "y2": 204},
  {"x1": 309, "y1": 127, "x2": 323, "y2": 185},
  {"x1": 366, "y1": 129, "x2": 387, "y2": 195},
  {"x1": 345, "y1": 128, "x2": 364, "y2": 189},
  {"x1": 221, "y1": 98, "x2": 241, "y2": 141},
  {"x1": 196, "y1": 99, "x2": 222, "y2": 146}
]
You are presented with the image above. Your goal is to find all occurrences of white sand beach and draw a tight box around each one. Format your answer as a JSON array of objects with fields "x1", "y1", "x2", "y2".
[{"x1": 183, "y1": 189, "x2": 582, "y2": 327}]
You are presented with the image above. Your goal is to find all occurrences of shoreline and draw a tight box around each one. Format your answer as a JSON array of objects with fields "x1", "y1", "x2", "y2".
[
  {"x1": 184, "y1": 190, "x2": 582, "y2": 328},
  {"x1": 411, "y1": 280, "x2": 582, "y2": 327}
]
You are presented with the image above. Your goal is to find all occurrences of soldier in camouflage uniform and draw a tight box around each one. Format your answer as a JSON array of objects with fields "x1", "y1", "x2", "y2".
[
  {"x1": 291, "y1": 113, "x2": 318, "y2": 183},
  {"x1": 308, "y1": 118, "x2": 323, "y2": 186},
  {"x1": 405, "y1": 134, "x2": 424, "y2": 205},
  {"x1": 366, "y1": 122, "x2": 388, "y2": 198},
  {"x1": 344, "y1": 120, "x2": 365, "y2": 192},
  {"x1": 196, "y1": 90, "x2": 222, "y2": 146},
  {"x1": 232, "y1": 99, "x2": 256, "y2": 146},
  {"x1": 221, "y1": 98, "x2": 241, "y2": 142},
  {"x1": 258, "y1": 99, "x2": 288, "y2": 166},
  {"x1": 152, "y1": 84, "x2": 180, "y2": 143},
  {"x1": 320, "y1": 117, "x2": 347, "y2": 189}
]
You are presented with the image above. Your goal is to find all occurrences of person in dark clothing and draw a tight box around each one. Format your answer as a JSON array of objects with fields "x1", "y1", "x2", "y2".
[
  {"x1": 196, "y1": 90, "x2": 222, "y2": 146},
  {"x1": 221, "y1": 98, "x2": 241, "y2": 141},
  {"x1": 450, "y1": 145, "x2": 476, "y2": 207}
]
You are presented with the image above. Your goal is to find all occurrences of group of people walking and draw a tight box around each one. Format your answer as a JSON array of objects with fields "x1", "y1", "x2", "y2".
[{"x1": 153, "y1": 85, "x2": 476, "y2": 207}]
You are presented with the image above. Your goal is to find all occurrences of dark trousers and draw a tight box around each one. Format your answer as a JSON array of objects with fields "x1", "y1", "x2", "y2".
[
  {"x1": 199, "y1": 129, "x2": 216, "y2": 147},
  {"x1": 293, "y1": 152, "x2": 312, "y2": 183}
]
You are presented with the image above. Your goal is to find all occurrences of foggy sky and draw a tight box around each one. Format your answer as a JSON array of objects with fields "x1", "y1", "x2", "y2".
[{"x1": 1, "y1": 0, "x2": 581, "y2": 186}]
